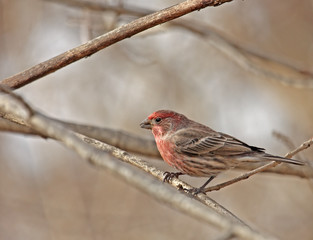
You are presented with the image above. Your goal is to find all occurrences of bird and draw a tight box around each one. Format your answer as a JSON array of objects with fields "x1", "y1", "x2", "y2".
[{"x1": 140, "y1": 110, "x2": 303, "y2": 194}]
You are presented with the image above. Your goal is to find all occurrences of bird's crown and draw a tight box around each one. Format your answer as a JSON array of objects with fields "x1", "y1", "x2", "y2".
[{"x1": 148, "y1": 110, "x2": 180, "y2": 120}]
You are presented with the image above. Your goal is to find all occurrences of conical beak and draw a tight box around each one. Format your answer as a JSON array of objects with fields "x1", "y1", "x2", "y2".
[{"x1": 140, "y1": 118, "x2": 152, "y2": 129}]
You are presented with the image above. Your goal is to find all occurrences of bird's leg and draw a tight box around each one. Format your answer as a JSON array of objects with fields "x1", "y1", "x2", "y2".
[
  {"x1": 163, "y1": 171, "x2": 184, "y2": 182},
  {"x1": 188, "y1": 176, "x2": 216, "y2": 195}
]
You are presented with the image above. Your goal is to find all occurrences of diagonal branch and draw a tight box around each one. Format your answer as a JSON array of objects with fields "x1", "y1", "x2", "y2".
[
  {"x1": 1, "y1": 111, "x2": 312, "y2": 178},
  {"x1": 0, "y1": 0, "x2": 234, "y2": 89},
  {"x1": 204, "y1": 138, "x2": 312, "y2": 192},
  {"x1": 47, "y1": 0, "x2": 313, "y2": 88},
  {"x1": 0, "y1": 85, "x2": 275, "y2": 240},
  {"x1": 0, "y1": 85, "x2": 244, "y2": 225}
]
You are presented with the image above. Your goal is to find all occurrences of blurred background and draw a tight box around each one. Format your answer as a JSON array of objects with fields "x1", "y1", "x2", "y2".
[{"x1": 0, "y1": 0, "x2": 313, "y2": 239}]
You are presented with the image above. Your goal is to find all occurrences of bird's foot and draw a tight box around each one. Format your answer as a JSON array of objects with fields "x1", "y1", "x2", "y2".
[
  {"x1": 185, "y1": 187, "x2": 206, "y2": 196},
  {"x1": 163, "y1": 171, "x2": 184, "y2": 183},
  {"x1": 185, "y1": 176, "x2": 215, "y2": 195},
  {"x1": 184, "y1": 176, "x2": 216, "y2": 196}
]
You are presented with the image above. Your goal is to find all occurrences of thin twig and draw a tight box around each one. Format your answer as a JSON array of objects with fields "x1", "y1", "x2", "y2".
[
  {"x1": 272, "y1": 131, "x2": 297, "y2": 151},
  {"x1": 205, "y1": 161, "x2": 279, "y2": 192},
  {"x1": 204, "y1": 138, "x2": 312, "y2": 192},
  {"x1": 273, "y1": 131, "x2": 306, "y2": 161}
]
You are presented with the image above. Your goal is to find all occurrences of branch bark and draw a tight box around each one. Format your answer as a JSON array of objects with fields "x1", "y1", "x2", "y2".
[
  {"x1": 0, "y1": 0, "x2": 234, "y2": 89},
  {"x1": 0, "y1": 85, "x2": 276, "y2": 240},
  {"x1": 47, "y1": 0, "x2": 313, "y2": 88},
  {"x1": 205, "y1": 136, "x2": 313, "y2": 192},
  {"x1": 1, "y1": 111, "x2": 312, "y2": 178}
]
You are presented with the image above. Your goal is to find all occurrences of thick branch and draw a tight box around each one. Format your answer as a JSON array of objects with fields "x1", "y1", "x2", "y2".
[
  {"x1": 1, "y1": 112, "x2": 312, "y2": 178},
  {"x1": 1, "y1": 0, "x2": 233, "y2": 89},
  {"x1": 31, "y1": 117, "x2": 272, "y2": 240},
  {"x1": 53, "y1": 119, "x2": 158, "y2": 157},
  {"x1": 0, "y1": 95, "x2": 247, "y2": 226},
  {"x1": 0, "y1": 85, "x2": 275, "y2": 240},
  {"x1": 0, "y1": 112, "x2": 159, "y2": 157},
  {"x1": 0, "y1": 117, "x2": 35, "y2": 135}
]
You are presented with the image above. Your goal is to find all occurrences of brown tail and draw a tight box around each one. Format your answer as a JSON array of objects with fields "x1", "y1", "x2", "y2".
[
  {"x1": 239, "y1": 153, "x2": 304, "y2": 165},
  {"x1": 262, "y1": 153, "x2": 304, "y2": 165}
]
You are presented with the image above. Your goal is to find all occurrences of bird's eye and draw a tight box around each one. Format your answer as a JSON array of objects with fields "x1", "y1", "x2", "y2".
[{"x1": 155, "y1": 117, "x2": 162, "y2": 123}]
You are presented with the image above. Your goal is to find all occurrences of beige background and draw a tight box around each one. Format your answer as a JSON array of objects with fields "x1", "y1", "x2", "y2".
[{"x1": 0, "y1": 0, "x2": 313, "y2": 239}]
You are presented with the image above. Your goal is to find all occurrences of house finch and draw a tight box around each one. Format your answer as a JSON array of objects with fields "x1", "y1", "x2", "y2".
[{"x1": 140, "y1": 110, "x2": 303, "y2": 194}]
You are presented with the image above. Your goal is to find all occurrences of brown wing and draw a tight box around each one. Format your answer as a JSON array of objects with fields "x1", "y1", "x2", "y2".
[{"x1": 171, "y1": 128, "x2": 264, "y2": 157}]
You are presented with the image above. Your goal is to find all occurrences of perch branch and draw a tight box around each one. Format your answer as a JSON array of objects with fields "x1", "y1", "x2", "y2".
[
  {"x1": 0, "y1": 85, "x2": 275, "y2": 240},
  {"x1": 0, "y1": 86, "x2": 245, "y2": 225},
  {"x1": 1, "y1": 111, "x2": 312, "y2": 178}
]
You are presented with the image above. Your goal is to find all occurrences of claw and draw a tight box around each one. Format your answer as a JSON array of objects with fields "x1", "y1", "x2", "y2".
[
  {"x1": 163, "y1": 172, "x2": 184, "y2": 182},
  {"x1": 184, "y1": 176, "x2": 216, "y2": 196},
  {"x1": 185, "y1": 187, "x2": 206, "y2": 196}
]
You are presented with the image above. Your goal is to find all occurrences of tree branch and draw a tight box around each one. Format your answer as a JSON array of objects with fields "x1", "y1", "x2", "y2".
[
  {"x1": 46, "y1": 0, "x2": 313, "y2": 88},
  {"x1": 0, "y1": 0, "x2": 234, "y2": 89},
  {"x1": 1, "y1": 110, "x2": 312, "y2": 178},
  {"x1": 0, "y1": 85, "x2": 275, "y2": 240},
  {"x1": 0, "y1": 87, "x2": 245, "y2": 225},
  {"x1": 204, "y1": 138, "x2": 312, "y2": 192},
  {"x1": 0, "y1": 111, "x2": 158, "y2": 157}
]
